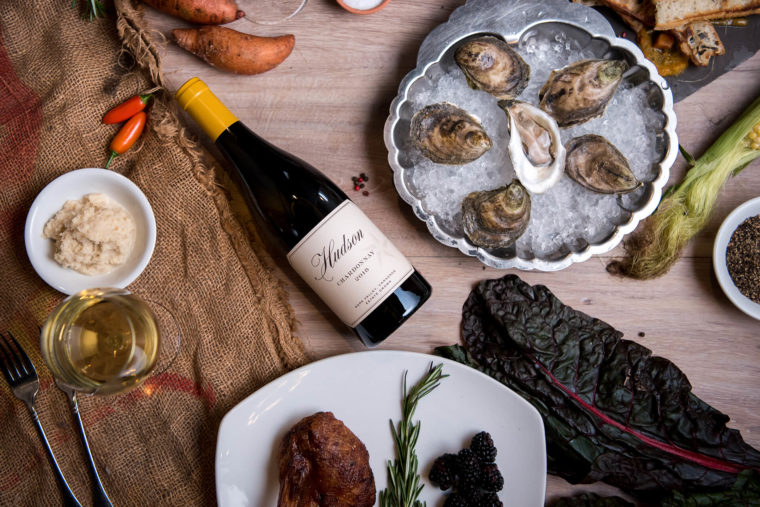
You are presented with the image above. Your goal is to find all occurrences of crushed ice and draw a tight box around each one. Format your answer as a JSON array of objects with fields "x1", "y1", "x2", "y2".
[{"x1": 405, "y1": 30, "x2": 664, "y2": 258}]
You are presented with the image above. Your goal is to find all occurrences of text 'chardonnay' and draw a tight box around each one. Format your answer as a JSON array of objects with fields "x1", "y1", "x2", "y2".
[{"x1": 176, "y1": 78, "x2": 431, "y2": 346}]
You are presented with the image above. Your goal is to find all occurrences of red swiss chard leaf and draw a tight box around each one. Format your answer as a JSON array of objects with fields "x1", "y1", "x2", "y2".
[{"x1": 436, "y1": 275, "x2": 760, "y2": 501}]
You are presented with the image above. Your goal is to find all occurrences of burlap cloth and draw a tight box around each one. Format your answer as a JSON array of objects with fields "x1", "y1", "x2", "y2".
[{"x1": 0, "y1": 0, "x2": 309, "y2": 505}]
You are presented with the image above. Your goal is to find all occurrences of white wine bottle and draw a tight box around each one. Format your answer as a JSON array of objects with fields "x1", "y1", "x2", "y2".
[{"x1": 175, "y1": 78, "x2": 431, "y2": 346}]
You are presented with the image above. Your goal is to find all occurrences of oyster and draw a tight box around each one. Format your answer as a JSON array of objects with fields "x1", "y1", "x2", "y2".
[
  {"x1": 410, "y1": 102, "x2": 492, "y2": 164},
  {"x1": 565, "y1": 134, "x2": 640, "y2": 194},
  {"x1": 502, "y1": 100, "x2": 565, "y2": 194},
  {"x1": 538, "y1": 59, "x2": 628, "y2": 128},
  {"x1": 462, "y1": 180, "x2": 531, "y2": 249},
  {"x1": 455, "y1": 36, "x2": 530, "y2": 101}
]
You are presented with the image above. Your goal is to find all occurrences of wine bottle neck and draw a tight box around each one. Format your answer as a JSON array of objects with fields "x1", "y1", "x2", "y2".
[{"x1": 175, "y1": 77, "x2": 238, "y2": 142}]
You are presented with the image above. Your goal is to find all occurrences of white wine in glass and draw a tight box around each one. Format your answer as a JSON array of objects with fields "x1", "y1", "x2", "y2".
[{"x1": 41, "y1": 288, "x2": 170, "y2": 395}]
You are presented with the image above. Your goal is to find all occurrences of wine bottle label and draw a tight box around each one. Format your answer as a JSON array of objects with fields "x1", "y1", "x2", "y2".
[{"x1": 287, "y1": 201, "x2": 414, "y2": 328}]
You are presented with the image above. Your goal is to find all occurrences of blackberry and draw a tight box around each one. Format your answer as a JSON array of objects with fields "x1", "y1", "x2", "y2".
[
  {"x1": 470, "y1": 431, "x2": 497, "y2": 463},
  {"x1": 473, "y1": 491, "x2": 503, "y2": 507},
  {"x1": 456, "y1": 448, "x2": 481, "y2": 488},
  {"x1": 458, "y1": 485, "x2": 483, "y2": 502},
  {"x1": 479, "y1": 463, "x2": 504, "y2": 492},
  {"x1": 429, "y1": 453, "x2": 457, "y2": 490},
  {"x1": 443, "y1": 492, "x2": 471, "y2": 507}
]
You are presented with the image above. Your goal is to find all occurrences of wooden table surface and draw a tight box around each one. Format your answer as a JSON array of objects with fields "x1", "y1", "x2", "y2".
[{"x1": 146, "y1": 1, "x2": 760, "y2": 502}]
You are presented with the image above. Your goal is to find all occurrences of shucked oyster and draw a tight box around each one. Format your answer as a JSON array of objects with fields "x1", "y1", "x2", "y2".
[
  {"x1": 455, "y1": 36, "x2": 530, "y2": 101},
  {"x1": 410, "y1": 103, "x2": 492, "y2": 164},
  {"x1": 462, "y1": 180, "x2": 530, "y2": 249},
  {"x1": 539, "y1": 59, "x2": 628, "y2": 128},
  {"x1": 501, "y1": 100, "x2": 565, "y2": 194},
  {"x1": 565, "y1": 134, "x2": 640, "y2": 194}
]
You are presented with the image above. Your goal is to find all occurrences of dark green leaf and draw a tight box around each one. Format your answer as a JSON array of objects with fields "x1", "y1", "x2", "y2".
[
  {"x1": 437, "y1": 275, "x2": 760, "y2": 502},
  {"x1": 550, "y1": 492, "x2": 634, "y2": 507},
  {"x1": 662, "y1": 470, "x2": 760, "y2": 506}
]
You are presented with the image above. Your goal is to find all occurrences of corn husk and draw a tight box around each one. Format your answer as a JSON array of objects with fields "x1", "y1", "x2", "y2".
[{"x1": 608, "y1": 95, "x2": 760, "y2": 279}]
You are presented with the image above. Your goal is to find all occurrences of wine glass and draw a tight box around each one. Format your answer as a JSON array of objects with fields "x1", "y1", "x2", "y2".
[
  {"x1": 238, "y1": 0, "x2": 308, "y2": 25},
  {"x1": 40, "y1": 288, "x2": 181, "y2": 395}
]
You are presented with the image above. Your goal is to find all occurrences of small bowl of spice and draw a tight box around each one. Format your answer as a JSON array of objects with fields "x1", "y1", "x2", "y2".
[
  {"x1": 336, "y1": 0, "x2": 390, "y2": 15},
  {"x1": 713, "y1": 196, "x2": 760, "y2": 320}
]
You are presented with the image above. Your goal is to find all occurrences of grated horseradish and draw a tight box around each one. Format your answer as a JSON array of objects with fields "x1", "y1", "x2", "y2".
[{"x1": 43, "y1": 193, "x2": 136, "y2": 275}]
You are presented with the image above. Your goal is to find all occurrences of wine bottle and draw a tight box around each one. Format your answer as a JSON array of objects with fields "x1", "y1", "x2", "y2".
[{"x1": 175, "y1": 78, "x2": 431, "y2": 346}]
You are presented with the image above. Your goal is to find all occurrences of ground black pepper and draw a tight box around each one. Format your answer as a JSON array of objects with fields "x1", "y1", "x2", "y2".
[{"x1": 725, "y1": 214, "x2": 760, "y2": 304}]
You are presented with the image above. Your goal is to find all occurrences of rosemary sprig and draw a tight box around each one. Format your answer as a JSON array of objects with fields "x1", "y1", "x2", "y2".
[
  {"x1": 379, "y1": 363, "x2": 448, "y2": 507},
  {"x1": 72, "y1": 0, "x2": 107, "y2": 21}
]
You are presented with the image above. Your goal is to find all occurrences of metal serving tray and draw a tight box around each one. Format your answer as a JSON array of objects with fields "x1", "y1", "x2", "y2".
[{"x1": 384, "y1": 0, "x2": 678, "y2": 271}]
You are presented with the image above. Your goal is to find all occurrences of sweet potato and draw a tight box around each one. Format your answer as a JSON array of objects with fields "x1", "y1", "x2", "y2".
[
  {"x1": 173, "y1": 27, "x2": 295, "y2": 75},
  {"x1": 142, "y1": 0, "x2": 244, "y2": 25}
]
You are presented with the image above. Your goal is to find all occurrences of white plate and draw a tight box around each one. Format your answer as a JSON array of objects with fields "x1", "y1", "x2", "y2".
[
  {"x1": 215, "y1": 350, "x2": 546, "y2": 506},
  {"x1": 713, "y1": 196, "x2": 760, "y2": 320},
  {"x1": 24, "y1": 168, "x2": 156, "y2": 295}
]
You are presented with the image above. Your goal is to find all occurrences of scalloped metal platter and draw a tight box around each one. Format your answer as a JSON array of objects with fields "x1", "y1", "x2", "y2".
[{"x1": 384, "y1": 0, "x2": 678, "y2": 271}]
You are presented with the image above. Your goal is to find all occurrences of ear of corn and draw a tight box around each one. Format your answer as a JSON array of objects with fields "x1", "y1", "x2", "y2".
[{"x1": 608, "y1": 95, "x2": 760, "y2": 279}]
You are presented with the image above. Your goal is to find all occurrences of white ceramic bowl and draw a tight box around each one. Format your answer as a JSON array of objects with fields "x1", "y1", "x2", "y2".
[
  {"x1": 713, "y1": 196, "x2": 760, "y2": 320},
  {"x1": 24, "y1": 168, "x2": 156, "y2": 295}
]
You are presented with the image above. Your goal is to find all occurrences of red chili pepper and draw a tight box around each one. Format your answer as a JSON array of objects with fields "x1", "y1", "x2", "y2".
[
  {"x1": 105, "y1": 111, "x2": 146, "y2": 168},
  {"x1": 103, "y1": 94, "x2": 152, "y2": 124}
]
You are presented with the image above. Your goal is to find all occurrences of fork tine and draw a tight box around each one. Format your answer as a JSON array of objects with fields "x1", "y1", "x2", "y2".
[
  {"x1": 0, "y1": 333, "x2": 19, "y2": 383},
  {"x1": 7, "y1": 331, "x2": 36, "y2": 376},
  {"x1": 1, "y1": 332, "x2": 28, "y2": 378}
]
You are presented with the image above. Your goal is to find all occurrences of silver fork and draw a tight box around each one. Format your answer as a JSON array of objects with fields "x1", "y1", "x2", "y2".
[
  {"x1": 55, "y1": 379, "x2": 113, "y2": 507},
  {"x1": 0, "y1": 331, "x2": 83, "y2": 507},
  {"x1": 33, "y1": 324, "x2": 114, "y2": 507}
]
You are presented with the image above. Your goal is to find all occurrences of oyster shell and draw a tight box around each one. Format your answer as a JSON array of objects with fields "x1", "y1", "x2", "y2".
[
  {"x1": 565, "y1": 134, "x2": 640, "y2": 194},
  {"x1": 502, "y1": 100, "x2": 565, "y2": 194},
  {"x1": 539, "y1": 59, "x2": 628, "y2": 128},
  {"x1": 455, "y1": 36, "x2": 530, "y2": 101},
  {"x1": 410, "y1": 102, "x2": 492, "y2": 164},
  {"x1": 462, "y1": 180, "x2": 531, "y2": 249}
]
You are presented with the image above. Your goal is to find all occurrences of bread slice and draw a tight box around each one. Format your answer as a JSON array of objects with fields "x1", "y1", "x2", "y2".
[
  {"x1": 654, "y1": 0, "x2": 760, "y2": 30},
  {"x1": 573, "y1": 0, "x2": 732, "y2": 68},
  {"x1": 671, "y1": 21, "x2": 726, "y2": 66}
]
